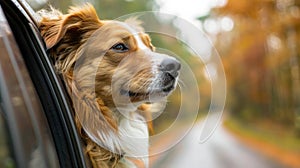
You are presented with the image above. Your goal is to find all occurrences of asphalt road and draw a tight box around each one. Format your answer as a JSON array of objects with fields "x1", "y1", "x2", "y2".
[{"x1": 151, "y1": 121, "x2": 286, "y2": 168}]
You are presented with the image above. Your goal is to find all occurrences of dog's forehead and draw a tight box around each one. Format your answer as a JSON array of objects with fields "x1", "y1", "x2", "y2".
[{"x1": 104, "y1": 21, "x2": 149, "y2": 50}]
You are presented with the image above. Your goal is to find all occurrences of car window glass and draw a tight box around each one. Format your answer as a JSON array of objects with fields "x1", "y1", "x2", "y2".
[
  {"x1": 0, "y1": 6, "x2": 59, "y2": 168},
  {"x1": 0, "y1": 108, "x2": 15, "y2": 167}
]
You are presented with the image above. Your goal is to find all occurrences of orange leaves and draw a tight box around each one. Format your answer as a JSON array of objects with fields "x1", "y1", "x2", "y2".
[{"x1": 212, "y1": 0, "x2": 300, "y2": 124}]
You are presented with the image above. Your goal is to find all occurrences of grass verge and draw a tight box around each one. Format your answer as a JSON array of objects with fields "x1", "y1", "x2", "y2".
[{"x1": 224, "y1": 118, "x2": 300, "y2": 168}]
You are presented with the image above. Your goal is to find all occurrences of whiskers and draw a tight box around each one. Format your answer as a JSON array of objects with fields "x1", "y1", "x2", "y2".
[
  {"x1": 177, "y1": 78, "x2": 186, "y2": 90},
  {"x1": 123, "y1": 77, "x2": 153, "y2": 97}
]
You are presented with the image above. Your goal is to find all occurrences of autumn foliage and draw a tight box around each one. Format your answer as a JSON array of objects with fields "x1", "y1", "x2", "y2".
[{"x1": 210, "y1": 0, "x2": 300, "y2": 131}]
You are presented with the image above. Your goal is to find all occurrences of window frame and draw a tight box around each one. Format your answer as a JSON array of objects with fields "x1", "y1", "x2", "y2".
[{"x1": 0, "y1": 0, "x2": 88, "y2": 167}]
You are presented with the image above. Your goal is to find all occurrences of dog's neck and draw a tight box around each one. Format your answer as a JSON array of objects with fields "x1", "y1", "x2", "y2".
[
  {"x1": 97, "y1": 100, "x2": 150, "y2": 167},
  {"x1": 64, "y1": 74, "x2": 149, "y2": 166}
]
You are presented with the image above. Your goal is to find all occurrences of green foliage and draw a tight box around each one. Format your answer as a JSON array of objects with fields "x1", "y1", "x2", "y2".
[
  {"x1": 49, "y1": 0, "x2": 152, "y2": 19},
  {"x1": 224, "y1": 117, "x2": 300, "y2": 152},
  {"x1": 93, "y1": 0, "x2": 151, "y2": 19}
]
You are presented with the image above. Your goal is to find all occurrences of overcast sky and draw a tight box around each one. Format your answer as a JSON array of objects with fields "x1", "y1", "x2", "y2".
[{"x1": 155, "y1": 0, "x2": 227, "y2": 23}]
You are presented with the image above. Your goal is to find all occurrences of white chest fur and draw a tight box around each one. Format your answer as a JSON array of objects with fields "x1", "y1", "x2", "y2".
[{"x1": 119, "y1": 112, "x2": 149, "y2": 168}]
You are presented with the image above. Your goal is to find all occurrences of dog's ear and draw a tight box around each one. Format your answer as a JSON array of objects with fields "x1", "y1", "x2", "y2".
[{"x1": 38, "y1": 3, "x2": 102, "y2": 49}]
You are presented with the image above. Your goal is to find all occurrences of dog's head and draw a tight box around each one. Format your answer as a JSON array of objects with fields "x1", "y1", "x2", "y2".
[
  {"x1": 39, "y1": 4, "x2": 181, "y2": 110},
  {"x1": 38, "y1": 4, "x2": 182, "y2": 161}
]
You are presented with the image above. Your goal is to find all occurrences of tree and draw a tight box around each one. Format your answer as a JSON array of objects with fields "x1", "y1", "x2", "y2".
[{"x1": 208, "y1": 0, "x2": 300, "y2": 131}]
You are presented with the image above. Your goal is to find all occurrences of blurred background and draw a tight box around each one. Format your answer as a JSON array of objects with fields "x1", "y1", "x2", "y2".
[{"x1": 35, "y1": 0, "x2": 300, "y2": 167}]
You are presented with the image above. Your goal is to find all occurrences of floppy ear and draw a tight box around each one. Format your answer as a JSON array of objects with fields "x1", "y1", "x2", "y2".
[{"x1": 38, "y1": 3, "x2": 102, "y2": 49}]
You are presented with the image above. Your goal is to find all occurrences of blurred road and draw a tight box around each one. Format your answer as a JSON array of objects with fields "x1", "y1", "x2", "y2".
[{"x1": 151, "y1": 121, "x2": 286, "y2": 168}]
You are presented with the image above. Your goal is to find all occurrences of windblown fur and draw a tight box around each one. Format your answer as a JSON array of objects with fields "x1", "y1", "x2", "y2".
[
  {"x1": 38, "y1": 4, "x2": 126, "y2": 167},
  {"x1": 38, "y1": 3, "x2": 180, "y2": 168}
]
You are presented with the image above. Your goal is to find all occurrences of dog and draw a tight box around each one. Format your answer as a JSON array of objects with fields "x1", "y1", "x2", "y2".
[{"x1": 38, "y1": 3, "x2": 180, "y2": 168}]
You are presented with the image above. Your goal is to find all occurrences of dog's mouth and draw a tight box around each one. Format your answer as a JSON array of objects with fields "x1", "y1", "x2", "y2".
[
  {"x1": 120, "y1": 80, "x2": 176, "y2": 100},
  {"x1": 120, "y1": 89, "x2": 150, "y2": 97}
]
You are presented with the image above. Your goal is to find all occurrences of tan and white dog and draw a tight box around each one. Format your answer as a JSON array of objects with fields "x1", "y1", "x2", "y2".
[{"x1": 38, "y1": 3, "x2": 180, "y2": 168}]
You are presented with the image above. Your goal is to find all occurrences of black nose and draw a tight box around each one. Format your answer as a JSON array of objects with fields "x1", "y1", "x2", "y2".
[{"x1": 160, "y1": 58, "x2": 181, "y2": 77}]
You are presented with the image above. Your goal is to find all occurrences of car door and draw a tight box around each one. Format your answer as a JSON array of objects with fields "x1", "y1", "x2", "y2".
[{"x1": 0, "y1": 0, "x2": 88, "y2": 167}]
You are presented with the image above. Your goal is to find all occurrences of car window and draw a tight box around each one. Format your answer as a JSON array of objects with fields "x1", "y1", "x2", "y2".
[
  {"x1": 0, "y1": 6, "x2": 59, "y2": 168},
  {"x1": 0, "y1": 108, "x2": 14, "y2": 167}
]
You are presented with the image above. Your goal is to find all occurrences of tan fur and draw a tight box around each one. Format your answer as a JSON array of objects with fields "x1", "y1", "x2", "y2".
[{"x1": 38, "y1": 3, "x2": 155, "y2": 167}]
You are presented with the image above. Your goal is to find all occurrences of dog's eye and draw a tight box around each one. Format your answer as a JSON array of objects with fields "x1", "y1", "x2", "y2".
[{"x1": 111, "y1": 43, "x2": 129, "y2": 52}]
